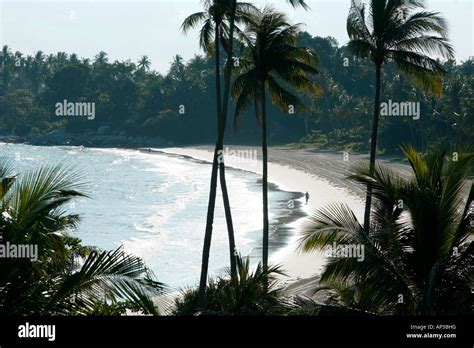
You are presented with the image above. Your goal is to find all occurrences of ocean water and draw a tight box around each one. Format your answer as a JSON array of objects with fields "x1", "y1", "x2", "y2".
[{"x1": 0, "y1": 143, "x2": 299, "y2": 289}]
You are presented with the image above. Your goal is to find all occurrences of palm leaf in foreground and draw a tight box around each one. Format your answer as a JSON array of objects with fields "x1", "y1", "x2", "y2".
[
  {"x1": 0, "y1": 159, "x2": 167, "y2": 315},
  {"x1": 47, "y1": 247, "x2": 167, "y2": 315},
  {"x1": 299, "y1": 146, "x2": 472, "y2": 315}
]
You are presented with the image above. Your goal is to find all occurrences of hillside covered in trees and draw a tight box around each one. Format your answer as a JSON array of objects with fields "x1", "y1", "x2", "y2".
[{"x1": 0, "y1": 33, "x2": 472, "y2": 154}]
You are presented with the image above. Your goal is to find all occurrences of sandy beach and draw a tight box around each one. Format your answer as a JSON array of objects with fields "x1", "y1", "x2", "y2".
[{"x1": 146, "y1": 146, "x2": 412, "y2": 297}]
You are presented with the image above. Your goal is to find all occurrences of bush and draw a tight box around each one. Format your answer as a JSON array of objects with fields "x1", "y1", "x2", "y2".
[
  {"x1": 173, "y1": 279, "x2": 223, "y2": 316},
  {"x1": 173, "y1": 256, "x2": 287, "y2": 316}
]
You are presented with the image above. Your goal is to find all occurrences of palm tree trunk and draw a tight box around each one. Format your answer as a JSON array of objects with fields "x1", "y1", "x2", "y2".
[
  {"x1": 261, "y1": 82, "x2": 269, "y2": 270},
  {"x1": 219, "y1": 0, "x2": 238, "y2": 280},
  {"x1": 197, "y1": 25, "x2": 224, "y2": 308},
  {"x1": 421, "y1": 262, "x2": 439, "y2": 315},
  {"x1": 219, "y1": 165, "x2": 237, "y2": 276},
  {"x1": 363, "y1": 63, "x2": 382, "y2": 232}
]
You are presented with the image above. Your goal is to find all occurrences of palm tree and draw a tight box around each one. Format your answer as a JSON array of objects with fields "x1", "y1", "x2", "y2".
[
  {"x1": 69, "y1": 53, "x2": 80, "y2": 64},
  {"x1": 218, "y1": 255, "x2": 285, "y2": 315},
  {"x1": 94, "y1": 51, "x2": 109, "y2": 65},
  {"x1": 299, "y1": 146, "x2": 473, "y2": 315},
  {"x1": 173, "y1": 254, "x2": 285, "y2": 315},
  {"x1": 34, "y1": 51, "x2": 45, "y2": 62},
  {"x1": 56, "y1": 51, "x2": 68, "y2": 63},
  {"x1": 346, "y1": 0, "x2": 454, "y2": 231},
  {"x1": 1, "y1": 45, "x2": 11, "y2": 59},
  {"x1": 1, "y1": 46, "x2": 12, "y2": 91},
  {"x1": 0, "y1": 160, "x2": 166, "y2": 315},
  {"x1": 169, "y1": 55, "x2": 186, "y2": 81},
  {"x1": 46, "y1": 54, "x2": 55, "y2": 66},
  {"x1": 28, "y1": 51, "x2": 45, "y2": 93},
  {"x1": 138, "y1": 55, "x2": 151, "y2": 71},
  {"x1": 232, "y1": 7, "x2": 320, "y2": 270},
  {"x1": 181, "y1": 0, "x2": 258, "y2": 307}
]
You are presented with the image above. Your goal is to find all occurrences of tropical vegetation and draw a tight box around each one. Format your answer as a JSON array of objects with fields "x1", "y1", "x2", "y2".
[
  {"x1": 346, "y1": 0, "x2": 455, "y2": 229},
  {"x1": 181, "y1": 0, "x2": 259, "y2": 306},
  {"x1": 231, "y1": 6, "x2": 320, "y2": 269},
  {"x1": 1, "y1": 26, "x2": 471, "y2": 155},
  {"x1": 0, "y1": 160, "x2": 166, "y2": 315},
  {"x1": 0, "y1": 0, "x2": 472, "y2": 318},
  {"x1": 298, "y1": 146, "x2": 473, "y2": 315},
  {"x1": 173, "y1": 255, "x2": 285, "y2": 315}
]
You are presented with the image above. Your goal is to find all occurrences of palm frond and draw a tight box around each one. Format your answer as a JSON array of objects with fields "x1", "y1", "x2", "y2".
[
  {"x1": 266, "y1": 75, "x2": 303, "y2": 113},
  {"x1": 286, "y1": 0, "x2": 310, "y2": 11},
  {"x1": 232, "y1": 68, "x2": 258, "y2": 127},
  {"x1": 9, "y1": 164, "x2": 88, "y2": 231},
  {"x1": 47, "y1": 247, "x2": 166, "y2": 315},
  {"x1": 181, "y1": 11, "x2": 207, "y2": 34},
  {"x1": 301, "y1": 147, "x2": 472, "y2": 314},
  {"x1": 347, "y1": 0, "x2": 373, "y2": 42},
  {"x1": 391, "y1": 52, "x2": 445, "y2": 96},
  {"x1": 199, "y1": 19, "x2": 215, "y2": 54},
  {"x1": 0, "y1": 158, "x2": 16, "y2": 200}
]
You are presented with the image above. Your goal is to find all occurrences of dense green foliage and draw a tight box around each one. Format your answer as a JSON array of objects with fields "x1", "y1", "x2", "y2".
[
  {"x1": 0, "y1": 38, "x2": 471, "y2": 153},
  {"x1": 173, "y1": 256, "x2": 285, "y2": 315},
  {"x1": 0, "y1": 0, "x2": 471, "y2": 319},
  {"x1": 299, "y1": 146, "x2": 473, "y2": 315}
]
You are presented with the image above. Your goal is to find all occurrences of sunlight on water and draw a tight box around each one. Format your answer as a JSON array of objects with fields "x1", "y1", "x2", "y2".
[{"x1": 0, "y1": 143, "x2": 296, "y2": 289}]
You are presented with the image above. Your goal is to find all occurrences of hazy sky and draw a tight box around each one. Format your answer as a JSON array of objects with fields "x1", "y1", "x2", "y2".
[{"x1": 1, "y1": 0, "x2": 472, "y2": 74}]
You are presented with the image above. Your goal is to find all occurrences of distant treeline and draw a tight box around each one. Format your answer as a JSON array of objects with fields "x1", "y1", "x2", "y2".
[{"x1": 0, "y1": 33, "x2": 472, "y2": 153}]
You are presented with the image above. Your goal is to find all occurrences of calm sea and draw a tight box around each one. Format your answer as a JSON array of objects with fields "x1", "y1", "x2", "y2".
[{"x1": 0, "y1": 143, "x2": 299, "y2": 289}]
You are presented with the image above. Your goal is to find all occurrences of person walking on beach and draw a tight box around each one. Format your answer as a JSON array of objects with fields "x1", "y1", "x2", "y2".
[{"x1": 305, "y1": 191, "x2": 310, "y2": 204}]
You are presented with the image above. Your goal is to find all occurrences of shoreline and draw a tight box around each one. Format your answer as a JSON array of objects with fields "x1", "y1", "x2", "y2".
[
  {"x1": 145, "y1": 146, "x2": 412, "y2": 300},
  {"x1": 138, "y1": 147, "x2": 309, "y2": 275},
  {"x1": 2, "y1": 142, "x2": 412, "y2": 298},
  {"x1": 146, "y1": 146, "x2": 377, "y2": 282}
]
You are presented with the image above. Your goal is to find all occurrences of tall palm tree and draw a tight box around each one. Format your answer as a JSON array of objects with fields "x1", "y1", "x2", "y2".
[
  {"x1": 34, "y1": 51, "x2": 45, "y2": 62},
  {"x1": 138, "y1": 55, "x2": 151, "y2": 71},
  {"x1": 181, "y1": 0, "x2": 258, "y2": 307},
  {"x1": 232, "y1": 7, "x2": 320, "y2": 270},
  {"x1": 94, "y1": 51, "x2": 109, "y2": 65},
  {"x1": 46, "y1": 54, "x2": 55, "y2": 66},
  {"x1": 56, "y1": 51, "x2": 68, "y2": 63},
  {"x1": 299, "y1": 146, "x2": 473, "y2": 315},
  {"x1": 169, "y1": 55, "x2": 186, "y2": 81},
  {"x1": 69, "y1": 53, "x2": 80, "y2": 64},
  {"x1": 346, "y1": 0, "x2": 454, "y2": 231},
  {"x1": 28, "y1": 51, "x2": 45, "y2": 93},
  {"x1": 1, "y1": 45, "x2": 11, "y2": 59},
  {"x1": 1, "y1": 46, "x2": 12, "y2": 91},
  {"x1": 0, "y1": 160, "x2": 166, "y2": 315}
]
